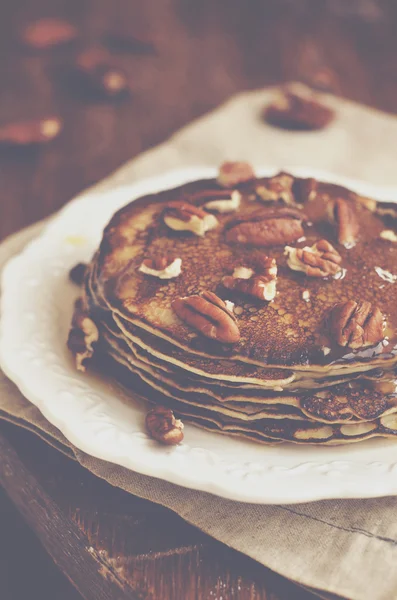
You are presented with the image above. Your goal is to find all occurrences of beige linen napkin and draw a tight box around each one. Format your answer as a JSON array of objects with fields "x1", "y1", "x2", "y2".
[{"x1": 1, "y1": 88, "x2": 397, "y2": 600}]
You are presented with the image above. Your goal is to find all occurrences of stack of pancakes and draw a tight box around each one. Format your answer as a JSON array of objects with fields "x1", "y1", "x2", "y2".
[{"x1": 69, "y1": 164, "x2": 397, "y2": 445}]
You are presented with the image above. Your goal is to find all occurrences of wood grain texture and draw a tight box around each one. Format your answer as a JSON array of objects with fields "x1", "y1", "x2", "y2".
[
  {"x1": 0, "y1": 422, "x2": 315, "y2": 600},
  {"x1": 1, "y1": 1, "x2": 397, "y2": 599}
]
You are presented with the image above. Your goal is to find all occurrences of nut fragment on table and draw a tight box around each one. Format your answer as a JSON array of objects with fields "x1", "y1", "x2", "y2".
[
  {"x1": 76, "y1": 48, "x2": 129, "y2": 98},
  {"x1": 222, "y1": 258, "x2": 277, "y2": 301},
  {"x1": 0, "y1": 117, "x2": 62, "y2": 146},
  {"x1": 225, "y1": 207, "x2": 305, "y2": 247},
  {"x1": 145, "y1": 406, "x2": 184, "y2": 445},
  {"x1": 285, "y1": 239, "x2": 342, "y2": 278},
  {"x1": 264, "y1": 83, "x2": 335, "y2": 130},
  {"x1": 139, "y1": 256, "x2": 182, "y2": 279},
  {"x1": 328, "y1": 300, "x2": 385, "y2": 349},
  {"x1": 255, "y1": 172, "x2": 295, "y2": 205},
  {"x1": 163, "y1": 201, "x2": 218, "y2": 236},
  {"x1": 217, "y1": 161, "x2": 256, "y2": 187},
  {"x1": 20, "y1": 18, "x2": 77, "y2": 49},
  {"x1": 328, "y1": 198, "x2": 359, "y2": 248},
  {"x1": 172, "y1": 291, "x2": 240, "y2": 343}
]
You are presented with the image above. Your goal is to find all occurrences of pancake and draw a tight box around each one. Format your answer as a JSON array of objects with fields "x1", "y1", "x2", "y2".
[
  {"x1": 92, "y1": 171, "x2": 397, "y2": 370},
  {"x1": 68, "y1": 162, "x2": 397, "y2": 445}
]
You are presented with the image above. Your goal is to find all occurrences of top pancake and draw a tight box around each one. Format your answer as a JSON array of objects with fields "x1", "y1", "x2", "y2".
[{"x1": 93, "y1": 170, "x2": 397, "y2": 369}]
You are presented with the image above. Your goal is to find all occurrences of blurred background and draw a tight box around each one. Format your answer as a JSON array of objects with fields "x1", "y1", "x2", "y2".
[
  {"x1": 0, "y1": 1, "x2": 397, "y2": 598},
  {"x1": 1, "y1": 0, "x2": 397, "y2": 240}
]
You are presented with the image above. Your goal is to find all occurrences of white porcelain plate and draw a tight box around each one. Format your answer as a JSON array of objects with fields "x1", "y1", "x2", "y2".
[{"x1": 2, "y1": 166, "x2": 397, "y2": 504}]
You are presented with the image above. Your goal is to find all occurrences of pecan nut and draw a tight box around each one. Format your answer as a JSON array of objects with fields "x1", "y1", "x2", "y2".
[
  {"x1": 69, "y1": 262, "x2": 88, "y2": 286},
  {"x1": 139, "y1": 256, "x2": 182, "y2": 279},
  {"x1": 264, "y1": 83, "x2": 334, "y2": 131},
  {"x1": 328, "y1": 198, "x2": 359, "y2": 248},
  {"x1": 217, "y1": 161, "x2": 256, "y2": 187},
  {"x1": 285, "y1": 239, "x2": 342, "y2": 277},
  {"x1": 294, "y1": 177, "x2": 318, "y2": 203},
  {"x1": 67, "y1": 299, "x2": 99, "y2": 371},
  {"x1": 0, "y1": 117, "x2": 62, "y2": 146},
  {"x1": 188, "y1": 189, "x2": 241, "y2": 213},
  {"x1": 328, "y1": 300, "x2": 385, "y2": 349},
  {"x1": 145, "y1": 406, "x2": 184, "y2": 445},
  {"x1": 163, "y1": 201, "x2": 218, "y2": 236},
  {"x1": 225, "y1": 207, "x2": 304, "y2": 247},
  {"x1": 255, "y1": 172, "x2": 295, "y2": 205},
  {"x1": 76, "y1": 48, "x2": 129, "y2": 98},
  {"x1": 172, "y1": 291, "x2": 240, "y2": 343},
  {"x1": 204, "y1": 190, "x2": 241, "y2": 213},
  {"x1": 222, "y1": 258, "x2": 277, "y2": 301}
]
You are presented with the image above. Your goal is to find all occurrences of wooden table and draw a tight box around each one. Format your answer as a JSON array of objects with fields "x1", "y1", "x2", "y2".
[{"x1": 0, "y1": 1, "x2": 396, "y2": 598}]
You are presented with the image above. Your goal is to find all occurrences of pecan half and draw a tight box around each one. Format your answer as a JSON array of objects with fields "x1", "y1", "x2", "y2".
[
  {"x1": 163, "y1": 201, "x2": 218, "y2": 236},
  {"x1": 328, "y1": 301, "x2": 385, "y2": 349},
  {"x1": 285, "y1": 239, "x2": 342, "y2": 278},
  {"x1": 225, "y1": 207, "x2": 304, "y2": 247},
  {"x1": 217, "y1": 161, "x2": 256, "y2": 187},
  {"x1": 172, "y1": 291, "x2": 240, "y2": 343},
  {"x1": 69, "y1": 262, "x2": 87, "y2": 286},
  {"x1": 255, "y1": 172, "x2": 295, "y2": 205},
  {"x1": 264, "y1": 83, "x2": 334, "y2": 131},
  {"x1": 328, "y1": 198, "x2": 359, "y2": 248},
  {"x1": 76, "y1": 48, "x2": 129, "y2": 98},
  {"x1": 145, "y1": 406, "x2": 184, "y2": 445},
  {"x1": 222, "y1": 258, "x2": 277, "y2": 301},
  {"x1": 139, "y1": 256, "x2": 182, "y2": 279},
  {"x1": 67, "y1": 299, "x2": 99, "y2": 371}
]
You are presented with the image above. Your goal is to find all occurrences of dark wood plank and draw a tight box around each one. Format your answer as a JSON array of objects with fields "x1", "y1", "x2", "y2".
[{"x1": 0, "y1": 422, "x2": 316, "y2": 600}]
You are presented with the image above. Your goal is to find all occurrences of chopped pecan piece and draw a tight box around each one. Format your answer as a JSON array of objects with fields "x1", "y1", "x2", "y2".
[
  {"x1": 328, "y1": 198, "x2": 359, "y2": 248},
  {"x1": 222, "y1": 257, "x2": 277, "y2": 301},
  {"x1": 188, "y1": 189, "x2": 241, "y2": 213},
  {"x1": 264, "y1": 83, "x2": 334, "y2": 131},
  {"x1": 255, "y1": 172, "x2": 295, "y2": 205},
  {"x1": 139, "y1": 256, "x2": 182, "y2": 279},
  {"x1": 200, "y1": 190, "x2": 241, "y2": 213},
  {"x1": 172, "y1": 291, "x2": 240, "y2": 343},
  {"x1": 225, "y1": 207, "x2": 304, "y2": 247},
  {"x1": 285, "y1": 239, "x2": 342, "y2": 278},
  {"x1": 217, "y1": 161, "x2": 256, "y2": 187},
  {"x1": 67, "y1": 299, "x2": 99, "y2": 371},
  {"x1": 145, "y1": 406, "x2": 184, "y2": 445},
  {"x1": 163, "y1": 201, "x2": 218, "y2": 236},
  {"x1": 294, "y1": 177, "x2": 318, "y2": 203},
  {"x1": 328, "y1": 301, "x2": 385, "y2": 349},
  {"x1": 76, "y1": 48, "x2": 129, "y2": 98},
  {"x1": 69, "y1": 262, "x2": 87, "y2": 286}
]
